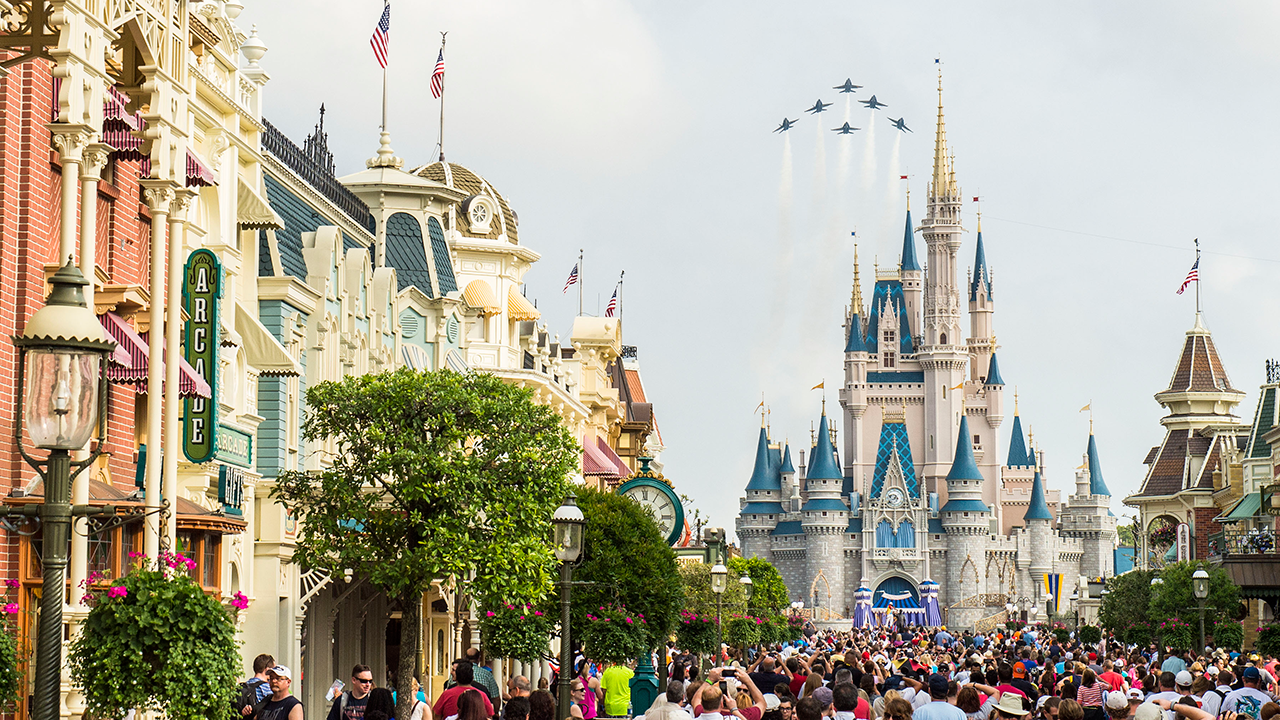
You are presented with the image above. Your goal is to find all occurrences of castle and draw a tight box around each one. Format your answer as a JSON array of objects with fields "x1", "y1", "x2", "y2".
[{"x1": 736, "y1": 79, "x2": 1117, "y2": 630}]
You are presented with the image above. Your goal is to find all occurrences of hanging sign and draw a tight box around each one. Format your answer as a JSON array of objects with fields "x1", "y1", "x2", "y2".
[
  {"x1": 183, "y1": 249, "x2": 222, "y2": 463},
  {"x1": 1176, "y1": 522, "x2": 1191, "y2": 562},
  {"x1": 219, "y1": 465, "x2": 246, "y2": 515}
]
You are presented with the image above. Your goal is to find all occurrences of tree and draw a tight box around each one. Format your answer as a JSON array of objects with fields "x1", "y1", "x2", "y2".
[
  {"x1": 562, "y1": 488, "x2": 683, "y2": 652},
  {"x1": 1100, "y1": 569, "x2": 1154, "y2": 643},
  {"x1": 273, "y1": 369, "x2": 579, "y2": 720},
  {"x1": 1117, "y1": 523, "x2": 1136, "y2": 547},
  {"x1": 1147, "y1": 561, "x2": 1239, "y2": 632},
  {"x1": 727, "y1": 556, "x2": 790, "y2": 617}
]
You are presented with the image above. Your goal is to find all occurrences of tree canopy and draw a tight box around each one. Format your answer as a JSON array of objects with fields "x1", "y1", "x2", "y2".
[
  {"x1": 273, "y1": 368, "x2": 579, "y2": 718},
  {"x1": 728, "y1": 556, "x2": 790, "y2": 617},
  {"x1": 1100, "y1": 562, "x2": 1241, "y2": 646}
]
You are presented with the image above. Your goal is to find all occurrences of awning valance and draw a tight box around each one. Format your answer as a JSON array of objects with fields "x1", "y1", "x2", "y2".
[
  {"x1": 401, "y1": 344, "x2": 432, "y2": 371},
  {"x1": 235, "y1": 303, "x2": 300, "y2": 377},
  {"x1": 462, "y1": 280, "x2": 501, "y2": 316},
  {"x1": 98, "y1": 312, "x2": 212, "y2": 398},
  {"x1": 507, "y1": 286, "x2": 540, "y2": 321},
  {"x1": 445, "y1": 349, "x2": 470, "y2": 373},
  {"x1": 186, "y1": 150, "x2": 217, "y2": 187},
  {"x1": 103, "y1": 86, "x2": 140, "y2": 131},
  {"x1": 583, "y1": 436, "x2": 629, "y2": 478},
  {"x1": 237, "y1": 179, "x2": 284, "y2": 230}
]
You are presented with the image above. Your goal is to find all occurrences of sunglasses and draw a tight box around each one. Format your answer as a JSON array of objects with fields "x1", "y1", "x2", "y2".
[{"x1": 355, "y1": 678, "x2": 374, "y2": 684}]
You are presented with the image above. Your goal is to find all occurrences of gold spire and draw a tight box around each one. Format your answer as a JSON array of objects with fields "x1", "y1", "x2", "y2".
[
  {"x1": 1013, "y1": 386, "x2": 1019, "y2": 415},
  {"x1": 977, "y1": 211, "x2": 982, "y2": 233},
  {"x1": 851, "y1": 244, "x2": 864, "y2": 317},
  {"x1": 906, "y1": 185, "x2": 911, "y2": 211},
  {"x1": 930, "y1": 69, "x2": 959, "y2": 200}
]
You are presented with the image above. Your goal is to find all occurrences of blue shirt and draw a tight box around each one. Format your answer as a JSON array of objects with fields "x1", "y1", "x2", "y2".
[
  {"x1": 913, "y1": 700, "x2": 966, "y2": 720},
  {"x1": 1161, "y1": 656, "x2": 1187, "y2": 674}
]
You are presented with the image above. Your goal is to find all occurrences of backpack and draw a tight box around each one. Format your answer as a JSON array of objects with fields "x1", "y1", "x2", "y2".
[{"x1": 237, "y1": 679, "x2": 269, "y2": 719}]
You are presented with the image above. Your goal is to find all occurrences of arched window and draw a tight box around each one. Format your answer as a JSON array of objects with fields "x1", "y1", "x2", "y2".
[{"x1": 940, "y1": 332, "x2": 948, "y2": 345}]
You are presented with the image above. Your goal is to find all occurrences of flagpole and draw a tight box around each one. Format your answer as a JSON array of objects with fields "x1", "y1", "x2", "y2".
[
  {"x1": 381, "y1": 66, "x2": 387, "y2": 132},
  {"x1": 1194, "y1": 238, "x2": 1201, "y2": 315},
  {"x1": 438, "y1": 32, "x2": 447, "y2": 161},
  {"x1": 618, "y1": 270, "x2": 625, "y2": 320},
  {"x1": 577, "y1": 249, "x2": 583, "y2": 317}
]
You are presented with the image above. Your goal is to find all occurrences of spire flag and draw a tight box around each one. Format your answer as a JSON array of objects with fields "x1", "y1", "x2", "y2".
[{"x1": 370, "y1": 2, "x2": 390, "y2": 69}]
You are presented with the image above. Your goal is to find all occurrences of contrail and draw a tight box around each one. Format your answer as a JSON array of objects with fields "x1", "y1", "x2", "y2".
[
  {"x1": 770, "y1": 134, "x2": 794, "y2": 328},
  {"x1": 837, "y1": 97, "x2": 854, "y2": 231}
]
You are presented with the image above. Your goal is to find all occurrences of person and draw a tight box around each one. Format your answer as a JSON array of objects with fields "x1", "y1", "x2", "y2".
[
  {"x1": 883, "y1": 697, "x2": 914, "y2": 720},
  {"x1": 364, "y1": 689, "x2": 396, "y2": 720},
  {"x1": 504, "y1": 697, "x2": 531, "y2": 720},
  {"x1": 329, "y1": 665, "x2": 375, "y2": 720},
  {"x1": 911, "y1": 674, "x2": 964, "y2": 720},
  {"x1": 645, "y1": 680, "x2": 694, "y2": 720},
  {"x1": 528, "y1": 692, "x2": 556, "y2": 720},
  {"x1": 569, "y1": 680, "x2": 593, "y2": 720},
  {"x1": 1160, "y1": 653, "x2": 1187, "y2": 677},
  {"x1": 409, "y1": 678, "x2": 433, "y2": 720},
  {"x1": 798, "y1": 697, "x2": 829, "y2": 720},
  {"x1": 1058, "y1": 700, "x2": 1083, "y2": 720},
  {"x1": 991, "y1": 695, "x2": 1031, "y2": 720},
  {"x1": 956, "y1": 686, "x2": 997, "y2": 720},
  {"x1": 1076, "y1": 670, "x2": 1109, "y2": 720},
  {"x1": 789, "y1": 658, "x2": 812, "y2": 698},
  {"x1": 802, "y1": 673, "x2": 825, "y2": 700},
  {"x1": 260, "y1": 666, "x2": 305, "y2": 720},
  {"x1": 433, "y1": 662, "x2": 495, "y2": 720},
  {"x1": 241, "y1": 654, "x2": 277, "y2": 717},
  {"x1": 575, "y1": 660, "x2": 600, "y2": 720},
  {"x1": 1223, "y1": 667, "x2": 1272, "y2": 720},
  {"x1": 1103, "y1": 693, "x2": 1130, "y2": 720},
  {"x1": 466, "y1": 649, "x2": 503, "y2": 714},
  {"x1": 456, "y1": 690, "x2": 490, "y2": 720},
  {"x1": 601, "y1": 660, "x2": 636, "y2": 717},
  {"x1": 693, "y1": 668, "x2": 766, "y2": 720},
  {"x1": 1145, "y1": 674, "x2": 1181, "y2": 707},
  {"x1": 833, "y1": 683, "x2": 870, "y2": 720},
  {"x1": 1192, "y1": 676, "x2": 1221, "y2": 718},
  {"x1": 753, "y1": 657, "x2": 793, "y2": 695},
  {"x1": 780, "y1": 694, "x2": 796, "y2": 720},
  {"x1": 1100, "y1": 663, "x2": 1126, "y2": 694},
  {"x1": 507, "y1": 677, "x2": 532, "y2": 702}
]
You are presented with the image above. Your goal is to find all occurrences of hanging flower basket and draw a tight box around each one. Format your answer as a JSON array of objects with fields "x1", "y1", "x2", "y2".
[
  {"x1": 1158, "y1": 617, "x2": 1195, "y2": 651},
  {"x1": 724, "y1": 615, "x2": 763, "y2": 648},
  {"x1": 1149, "y1": 523, "x2": 1177, "y2": 548},
  {"x1": 479, "y1": 603, "x2": 552, "y2": 663},
  {"x1": 580, "y1": 604, "x2": 648, "y2": 663},
  {"x1": 676, "y1": 611, "x2": 718, "y2": 655}
]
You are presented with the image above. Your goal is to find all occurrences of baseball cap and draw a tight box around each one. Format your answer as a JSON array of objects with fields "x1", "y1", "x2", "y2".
[
  {"x1": 1013, "y1": 662, "x2": 1027, "y2": 679},
  {"x1": 1135, "y1": 704, "x2": 1163, "y2": 720},
  {"x1": 268, "y1": 665, "x2": 292, "y2": 679},
  {"x1": 812, "y1": 687, "x2": 834, "y2": 707},
  {"x1": 764, "y1": 695, "x2": 781, "y2": 711},
  {"x1": 1244, "y1": 667, "x2": 1262, "y2": 681},
  {"x1": 1206, "y1": 666, "x2": 1220, "y2": 677},
  {"x1": 1066, "y1": 652, "x2": 1074, "y2": 661},
  {"x1": 928, "y1": 673, "x2": 949, "y2": 697},
  {"x1": 1175, "y1": 671, "x2": 1193, "y2": 688},
  {"x1": 1106, "y1": 693, "x2": 1129, "y2": 711},
  {"x1": 1127, "y1": 689, "x2": 1144, "y2": 702}
]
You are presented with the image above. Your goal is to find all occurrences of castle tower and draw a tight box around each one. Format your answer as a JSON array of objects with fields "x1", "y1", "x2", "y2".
[
  {"x1": 802, "y1": 410, "x2": 848, "y2": 617},
  {"x1": 781, "y1": 442, "x2": 799, "y2": 511},
  {"x1": 1062, "y1": 429, "x2": 1117, "y2": 578},
  {"x1": 940, "y1": 414, "x2": 989, "y2": 625},
  {"x1": 967, "y1": 219, "x2": 994, "y2": 380},
  {"x1": 900, "y1": 206, "x2": 923, "y2": 342},
  {"x1": 917, "y1": 73, "x2": 969, "y2": 493},
  {"x1": 1025, "y1": 468, "x2": 1054, "y2": 611},
  {"x1": 842, "y1": 247, "x2": 870, "y2": 481},
  {"x1": 737, "y1": 419, "x2": 784, "y2": 560},
  {"x1": 999, "y1": 399, "x2": 1039, "y2": 534}
]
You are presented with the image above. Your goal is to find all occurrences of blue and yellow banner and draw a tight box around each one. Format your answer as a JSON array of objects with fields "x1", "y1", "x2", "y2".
[{"x1": 1043, "y1": 573, "x2": 1063, "y2": 614}]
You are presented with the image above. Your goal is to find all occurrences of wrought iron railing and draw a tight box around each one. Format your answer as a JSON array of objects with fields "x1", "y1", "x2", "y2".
[
  {"x1": 1215, "y1": 526, "x2": 1278, "y2": 556},
  {"x1": 262, "y1": 118, "x2": 376, "y2": 232}
]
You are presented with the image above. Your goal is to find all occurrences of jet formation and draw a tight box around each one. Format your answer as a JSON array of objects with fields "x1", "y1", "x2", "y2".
[
  {"x1": 774, "y1": 118, "x2": 798, "y2": 133},
  {"x1": 832, "y1": 122, "x2": 859, "y2": 135},
  {"x1": 889, "y1": 117, "x2": 911, "y2": 132},
  {"x1": 806, "y1": 99, "x2": 833, "y2": 114},
  {"x1": 771, "y1": 80, "x2": 907, "y2": 133}
]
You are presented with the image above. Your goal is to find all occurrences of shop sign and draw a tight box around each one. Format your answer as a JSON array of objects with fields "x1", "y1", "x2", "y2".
[
  {"x1": 215, "y1": 424, "x2": 253, "y2": 468},
  {"x1": 219, "y1": 465, "x2": 246, "y2": 516},
  {"x1": 183, "y1": 249, "x2": 221, "y2": 463}
]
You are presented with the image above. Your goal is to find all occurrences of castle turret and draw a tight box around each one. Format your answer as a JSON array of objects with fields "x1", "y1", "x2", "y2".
[
  {"x1": 781, "y1": 442, "x2": 799, "y2": 510},
  {"x1": 967, "y1": 219, "x2": 994, "y2": 381},
  {"x1": 1026, "y1": 470, "x2": 1054, "y2": 602},
  {"x1": 1062, "y1": 428, "x2": 1117, "y2": 578},
  {"x1": 900, "y1": 206, "x2": 923, "y2": 342},
  {"x1": 737, "y1": 420, "x2": 784, "y2": 559},
  {"x1": 842, "y1": 246, "x2": 872, "y2": 488},
  {"x1": 941, "y1": 415, "x2": 989, "y2": 626},
  {"x1": 802, "y1": 410, "x2": 848, "y2": 616}
]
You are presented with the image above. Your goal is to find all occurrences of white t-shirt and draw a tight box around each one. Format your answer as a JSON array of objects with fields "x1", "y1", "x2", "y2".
[
  {"x1": 410, "y1": 702, "x2": 427, "y2": 720},
  {"x1": 1222, "y1": 687, "x2": 1273, "y2": 720}
]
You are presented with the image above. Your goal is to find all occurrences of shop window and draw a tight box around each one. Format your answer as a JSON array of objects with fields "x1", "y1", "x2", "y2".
[{"x1": 203, "y1": 537, "x2": 220, "y2": 588}]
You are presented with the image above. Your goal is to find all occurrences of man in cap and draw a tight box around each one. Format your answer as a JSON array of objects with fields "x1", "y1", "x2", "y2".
[
  {"x1": 1222, "y1": 667, "x2": 1271, "y2": 720},
  {"x1": 260, "y1": 666, "x2": 304, "y2": 720},
  {"x1": 910, "y1": 674, "x2": 964, "y2": 720},
  {"x1": 1105, "y1": 692, "x2": 1132, "y2": 720},
  {"x1": 811, "y1": 687, "x2": 834, "y2": 718},
  {"x1": 1172, "y1": 672, "x2": 1194, "y2": 699}
]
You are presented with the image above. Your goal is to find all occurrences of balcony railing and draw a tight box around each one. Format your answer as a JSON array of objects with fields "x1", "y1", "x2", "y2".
[{"x1": 1211, "y1": 526, "x2": 1277, "y2": 558}]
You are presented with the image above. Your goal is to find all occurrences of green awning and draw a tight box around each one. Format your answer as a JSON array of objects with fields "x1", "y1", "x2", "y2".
[{"x1": 1217, "y1": 492, "x2": 1262, "y2": 523}]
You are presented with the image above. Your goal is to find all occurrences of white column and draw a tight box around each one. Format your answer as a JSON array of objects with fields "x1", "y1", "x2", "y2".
[
  {"x1": 140, "y1": 181, "x2": 177, "y2": 559},
  {"x1": 49, "y1": 127, "x2": 90, "y2": 266},
  {"x1": 163, "y1": 190, "x2": 195, "y2": 550}
]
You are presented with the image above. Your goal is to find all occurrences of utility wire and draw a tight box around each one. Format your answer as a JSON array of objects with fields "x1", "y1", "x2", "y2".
[{"x1": 985, "y1": 215, "x2": 1280, "y2": 265}]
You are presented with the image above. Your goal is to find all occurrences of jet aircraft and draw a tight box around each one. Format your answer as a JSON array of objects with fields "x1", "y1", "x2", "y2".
[
  {"x1": 860, "y1": 95, "x2": 887, "y2": 110},
  {"x1": 832, "y1": 123, "x2": 860, "y2": 135},
  {"x1": 889, "y1": 117, "x2": 911, "y2": 132},
  {"x1": 834, "y1": 79, "x2": 862, "y2": 93},
  {"x1": 806, "y1": 99, "x2": 832, "y2": 114},
  {"x1": 774, "y1": 118, "x2": 798, "y2": 133}
]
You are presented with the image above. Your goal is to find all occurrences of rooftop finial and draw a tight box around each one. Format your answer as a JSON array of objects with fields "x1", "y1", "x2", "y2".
[
  {"x1": 1014, "y1": 386, "x2": 1019, "y2": 415},
  {"x1": 851, "y1": 243, "x2": 864, "y2": 317}
]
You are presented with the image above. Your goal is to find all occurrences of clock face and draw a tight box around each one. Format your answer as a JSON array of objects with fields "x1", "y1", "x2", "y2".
[
  {"x1": 885, "y1": 488, "x2": 905, "y2": 508},
  {"x1": 618, "y1": 479, "x2": 683, "y2": 545}
]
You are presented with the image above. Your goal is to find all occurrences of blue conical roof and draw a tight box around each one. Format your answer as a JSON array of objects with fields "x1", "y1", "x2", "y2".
[
  {"x1": 901, "y1": 209, "x2": 921, "y2": 272},
  {"x1": 946, "y1": 415, "x2": 984, "y2": 481},
  {"x1": 985, "y1": 353, "x2": 1005, "y2": 386},
  {"x1": 745, "y1": 426, "x2": 781, "y2": 490},
  {"x1": 1007, "y1": 414, "x2": 1029, "y2": 467},
  {"x1": 969, "y1": 231, "x2": 993, "y2": 302},
  {"x1": 1024, "y1": 471, "x2": 1052, "y2": 520},
  {"x1": 1086, "y1": 434, "x2": 1110, "y2": 496},
  {"x1": 807, "y1": 413, "x2": 842, "y2": 480},
  {"x1": 780, "y1": 443, "x2": 796, "y2": 474},
  {"x1": 845, "y1": 313, "x2": 868, "y2": 353}
]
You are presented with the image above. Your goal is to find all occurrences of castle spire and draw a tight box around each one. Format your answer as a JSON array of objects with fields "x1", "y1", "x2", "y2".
[
  {"x1": 929, "y1": 70, "x2": 957, "y2": 200},
  {"x1": 970, "y1": 221, "x2": 993, "y2": 302},
  {"x1": 851, "y1": 244, "x2": 864, "y2": 317},
  {"x1": 1086, "y1": 433, "x2": 1110, "y2": 496},
  {"x1": 1025, "y1": 471, "x2": 1053, "y2": 520},
  {"x1": 901, "y1": 207, "x2": 921, "y2": 272},
  {"x1": 745, "y1": 425, "x2": 780, "y2": 490}
]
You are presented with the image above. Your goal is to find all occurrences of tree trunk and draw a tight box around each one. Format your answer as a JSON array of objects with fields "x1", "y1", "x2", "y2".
[{"x1": 398, "y1": 590, "x2": 423, "y2": 720}]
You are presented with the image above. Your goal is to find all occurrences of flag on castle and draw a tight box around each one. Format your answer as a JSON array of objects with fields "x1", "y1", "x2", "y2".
[
  {"x1": 370, "y1": 2, "x2": 390, "y2": 68},
  {"x1": 604, "y1": 289, "x2": 618, "y2": 317},
  {"x1": 563, "y1": 263, "x2": 579, "y2": 293}
]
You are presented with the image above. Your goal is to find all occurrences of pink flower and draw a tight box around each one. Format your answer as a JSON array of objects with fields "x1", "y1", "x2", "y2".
[
  {"x1": 3, "y1": 604, "x2": 17, "y2": 614},
  {"x1": 625, "y1": 617, "x2": 634, "y2": 624},
  {"x1": 231, "y1": 592, "x2": 250, "y2": 610},
  {"x1": 534, "y1": 611, "x2": 543, "y2": 616},
  {"x1": 487, "y1": 611, "x2": 496, "y2": 617},
  {"x1": 519, "y1": 616, "x2": 525, "y2": 620},
  {"x1": 107, "y1": 586, "x2": 128, "y2": 599},
  {"x1": 128, "y1": 551, "x2": 144, "y2": 559},
  {"x1": 5, "y1": 579, "x2": 18, "y2": 589}
]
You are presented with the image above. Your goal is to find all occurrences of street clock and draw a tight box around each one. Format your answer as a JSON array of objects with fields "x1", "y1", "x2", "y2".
[{"x1": 616, "y1": 458, "x2": 685, "y2": 546}]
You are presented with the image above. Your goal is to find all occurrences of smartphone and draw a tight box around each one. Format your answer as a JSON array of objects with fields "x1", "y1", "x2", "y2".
[{"x1": 723, "y1": 669, "x2": 738, "y2": 678}]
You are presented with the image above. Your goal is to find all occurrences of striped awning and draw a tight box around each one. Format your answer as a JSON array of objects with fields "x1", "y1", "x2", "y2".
[
  {"x1": 237, "y1": 179, "x2": 284, "y2": 230},
  {"x1": 462, "y1": 280, "x2": 501, "y2": 316},
  {"x1": 445, "y1": 349, "x2": 469, "y2": 373},
  {"x1": 98, "y1": 312, "x2": 212, "y2": 398},
  {"x1": 401, "y1": 344, "x2": 432, "y2": 371},
  {"x1": 507, "y1": 286, "x2": 540, "y2": 321},
  {"x1": 185, "y1": 150, "x2": 217, "y2": 187},
  {"x1": 103, "y1": 86, "x2": 139, "y2": 131},
  {"x1": 583, "y1": 436, "x2": 629, "y2": 478}
]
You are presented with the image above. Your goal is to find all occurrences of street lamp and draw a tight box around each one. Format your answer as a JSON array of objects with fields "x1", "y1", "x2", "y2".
[
  {"x1": 1193, "y1": 568, "x2": 1210, "y2": 653},
  {"x1": 1070, "y1": 591, "x2": 1079, "y2": 629},
  {"x1": 11, "y1": 262, "x2": 116, "y2": 720},
  {"x1": 711, "y1": 563, "x2": 727, "y2": 664},
  {"x1": 740, "y1": 575, "x2": 754, "y2": 602},
  {"x1": 552, "y1": 493, "x2": 585, "y2": 720}
]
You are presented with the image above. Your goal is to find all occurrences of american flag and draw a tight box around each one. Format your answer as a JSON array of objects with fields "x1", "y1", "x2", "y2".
[
  {"x1": 430, "y1": 48, "x2": 445, "y2": 99},
  {"x1": 1176, "y1": 258, "x2": 1199, "y2": 295},
  {"x1": 370, "y1": 2, "x2": 390, "y2": 69},
  {"x1": 562, "y1": 263, "x2": 578, "y2": 293},
  {"x1": 605, "y1": 289, "x2": 618, "y2": 317}
]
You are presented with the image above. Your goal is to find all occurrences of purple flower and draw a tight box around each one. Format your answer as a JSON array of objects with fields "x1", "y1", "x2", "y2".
[
  {"x1": 487, "y1": 611, "x2": 496, "y2": 617},
  {"x1": 2, "y1": 604, "x2": 17, "y2": 614},
  {"x1": 5, "y1": 579, "x2": 19, "y2": 589},
  {"x1": 231, "y1": 592, "x2": 250, "y2": 610},
  {"x1": 107, "y1": 586, "x2": 128, "y2": 599}
]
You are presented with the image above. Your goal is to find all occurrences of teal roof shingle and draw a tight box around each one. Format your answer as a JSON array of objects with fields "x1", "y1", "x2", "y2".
[
  {"x1": 385, "y1": 212, "x2": 434, "y2": 296},
  {"x1": 985, "y1": 353, "x2": 1005, "y2": 386},
  {"x1": 741, "y1": 502, "x2": 786, "y2": 515},
  {"x1": 1024, "y1": 471, "x2": 1053, "y2": 520},
  {"x1": 900, "y1": 209, "x2": 921, "y2": 272},
  {"x1": 1007, "y1": 414, "x2": 1030, "y2": 467},
  {"x1": 969, "y1": 230, "x2": 992, "y2": 302},
  {"x1": 780, "y1": 444, "x2": 796, "y2": 474},
  {"x1": 745, "y1": 426, "x2": 781, "y2": 491},
  {"x1": 1248, "y1": 386, "x2": 1277, "y2": 460},
  {"x1": 427, "y1": 216, "x2": 457, "y2": 294},
  {"x1": 946, "y1": 415, "x2": 984, "y2": 482},
  {"x1": 261, "y1": 173, "x2": 363, "y2": 281},
  {"x1": 801, "y1": 498, "x2": 848, "y2": 512},
  {"x1": 939, "y1": 499, "x2": 990, "y2": 514},
  {"x1": 771, "y1": 521, "x2": 803, "y2": 536}
]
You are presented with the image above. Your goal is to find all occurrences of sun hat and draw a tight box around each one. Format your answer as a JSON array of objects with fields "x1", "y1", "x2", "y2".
[
  {"x1": 994, "y1": 694, "x2": 1030, "y2": 716},
  {"x1": 764, "y1": 695, "x2": 781, "y2": 711}
]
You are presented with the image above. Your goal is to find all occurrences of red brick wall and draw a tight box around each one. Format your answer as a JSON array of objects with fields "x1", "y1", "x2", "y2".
[{"x1": 1194, "y1": 506, "x2": 1223, "y2": 560}]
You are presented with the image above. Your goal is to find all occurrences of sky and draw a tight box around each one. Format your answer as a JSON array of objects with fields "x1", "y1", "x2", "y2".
[{"x1": 242, "y1": 1, "x2": 1280, "y2": 538}]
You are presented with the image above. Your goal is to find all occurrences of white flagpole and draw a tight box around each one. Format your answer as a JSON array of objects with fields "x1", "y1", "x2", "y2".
[{"x1": 577, "y1": 249, "x2": 583, "y2": 317}]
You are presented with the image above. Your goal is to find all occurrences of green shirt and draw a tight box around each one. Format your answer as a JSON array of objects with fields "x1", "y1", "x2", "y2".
[{"x1": 600, "y1": 665, "x2": 634, "y2": 717}]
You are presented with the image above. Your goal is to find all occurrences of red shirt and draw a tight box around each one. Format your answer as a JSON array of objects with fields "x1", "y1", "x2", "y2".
[
  {"x1": 432, "y1": 686, "x2": 494, "y2": 719},
  {"x1": 854, "y1": 698, "x2": 871, "y2": 720},
  {"x1": 789, "y1": 675, "x2": 806, "y2": 697},
  {"x1": 1100, "y1": 671, "x2": 1126, "y2": 692},
  {"x1": 997, "y1": 684, "x2": 1026, "y2": 699}
]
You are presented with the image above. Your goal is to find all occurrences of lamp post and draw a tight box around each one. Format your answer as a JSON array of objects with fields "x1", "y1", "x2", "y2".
[
  {"x1": 552, "y1": 493, "x2": 585, "y2": 720},
  {"x1": 739, "y1": 575, "x2": 754, "y2": 656},
  {"x1": 1193, "y1": 568, "x2": 1209, "y2": 653},
  {"x1": 711, "y1": 563, "x2": 727, "y2": 665},
  {"x1": 1070, "y1": 591, "x2": 1079, "y2": 629},
  {"x1": 10, "y1": 262, "x2": 116, "y2": 720}
]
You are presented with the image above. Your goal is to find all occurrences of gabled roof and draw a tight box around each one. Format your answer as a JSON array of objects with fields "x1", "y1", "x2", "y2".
[
  {"x1": 870, "y1": 418, "x2": 919, "y2": 498},
  {"x1": 1086, "y1": 434, "x2": 1110, "y2": 496},
  {"x1": 865, "y1": 280, "x2": 914, "y2": 356},
  {"x1": 745, "y1": 426, "x2": 781, "y2": 491},
  {"x1": 1007, "y1": 413, "x2": 1030, "y2": 468},
  {"x1": 900, "y1": 209, "x2": 921, "y2": 272},
  {"x1": 807, "y1": 413, "x2": 843, "y2": 480},
  {"x1": 1248, "y1": 385, "x2": 1278, "y2": 459},
  {"x1": 780, "y1": 444, "x2": 796, "y2": 474},
  {"x1": 985, "y1": 352, "x2": 1005, "y2": 386},
  {"x1": 969, "y1": 230, "x2": 992, "y2": 302},
  {"x1": 946, "y1": 415, "x2": 984, "y2": 481},
  {"x1": 1024, "y1": 471, "x2": 1052, "y2": 520},
  {"x1": 1134, "y1": 428, "x2": 1230, "y2": 497},
  {"x1": 1160, "y1": 315, "x2": 1240, "y2": 396}
]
